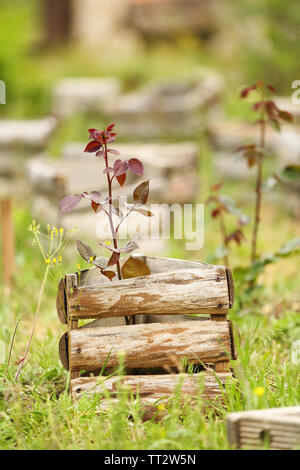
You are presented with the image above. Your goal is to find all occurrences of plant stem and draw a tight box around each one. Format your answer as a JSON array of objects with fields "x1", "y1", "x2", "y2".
[
  {"x1": 5, "y1": 315, "x2": 21, "y2": 376},
  {"x1": 251, "y1": 115, "x2": 265, "y2": 263},
  {"x1": 15, "y1": 266, "x2": 49, "y2": 381},
  {"x1": 104, "y1": 142, "x2": 122, "y2": 281},
  {"x1": 219, "y1": 212, "x2": 229, "y2": 266},
  {"x1": 103, "y1": 142, "x2": 130, "y2": 325}
]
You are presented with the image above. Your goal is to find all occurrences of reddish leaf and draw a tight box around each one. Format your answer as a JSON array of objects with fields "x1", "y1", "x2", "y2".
[
  {"x1": 59, "y1": 194, "x2": 83, "y2": 213},
  {"x1": 84, "y1": 140, "x2": 102, "y2": 153},
  {"x1": 91, "y1": 201, "x2": 102, "y2": 213},
  {"x1": 107, "y1": 123, "x2": 116, "y2": 132},
  {"x1": 252, "y1": 101, "x2": 265, "y2": 112},
  {"x1": 96, "y1": 150, "x2": 105, "y2": 157},
  {"x1": 128, "y1": 158, "x2": 144, "y2": 176},
  {"x1": 106, "y1": 133, "x2": 116, "y2": 144},
  {"x1": 240, "y1": 84, "x2": 257, "y2": 98},
  {"x1": 107, "y1": 251, "x2": 120, "y2": 267},
  {"x1": 267, "y1": 84, "x2": 276, "y2": 94},
  {"x1": 278, "y1": 110, "x2": 293, "y2": 123},
  {"x1": 211, "y1": 182, "x2": 223, "y2": 192},
  {"x1": 121, "y1": 257, "x2": 150, "y2": 279},
  {"x1": 101, "y1": 270, "x2": 116, "y2": 281},
  {"x1": 212, "y1": 208, "x2": 221, "y2": 218},
  {"x1": 116, "y1": 173, "x2": 126, "y2": 186},
  {"x1": 226, "y1": 229, "x2": 245, "y2": 245},
  {"x1": 133, "y1": 180, "x2": 149, "y2": 205}
]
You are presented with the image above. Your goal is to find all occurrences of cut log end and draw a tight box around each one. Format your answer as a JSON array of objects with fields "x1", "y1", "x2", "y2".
[
  {"x1": 59, "y1": 332, "x2": 69, "y2": 370},
  {"x1": 56, "y1": 277, "x2": 67, "y2": 324}
]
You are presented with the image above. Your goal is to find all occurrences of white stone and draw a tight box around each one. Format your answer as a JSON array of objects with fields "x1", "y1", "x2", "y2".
[
  {"x1": 53, "y1": 78, "x2": 121, "y2": 117},
  {"x1": 0, "y1": 117, "x2": 56, "y2": 148}
]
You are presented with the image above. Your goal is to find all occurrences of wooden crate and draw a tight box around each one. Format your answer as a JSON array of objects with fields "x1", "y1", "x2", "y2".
[
  {"x1": 57, "y1": 255, "x2": 237, "y2": 405},
  {"x1": 227, "y1": 407, "x2": 300, "y2": 450}
]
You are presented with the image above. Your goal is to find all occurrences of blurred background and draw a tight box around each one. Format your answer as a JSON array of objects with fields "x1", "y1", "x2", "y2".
[{"x1": 0, "y1": 0, "x2": 300, "y2": 289}]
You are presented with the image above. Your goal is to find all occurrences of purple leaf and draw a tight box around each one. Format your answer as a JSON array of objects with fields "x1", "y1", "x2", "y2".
[
  {"x1": 107, "y1": 251, "x2": 120, "y2": 267},
  {"x1": 84, "y1": 140, "x2": 102, "y2": 153},
  {"x1": 103, "y1": 167, "x2": 114, "y2": 174},
  {"x1": 128, "y1": 158, "x2": 144, "y2": 176},
  {"x1": 76, "y1": 240, "x2": 97, "y2": 262},
  {"x1": 120, "y1": 240, "x2": 139, "y2": 254},
  {"x1": 82, "y1": 191, "x2": 103, "y2": 204},
  {"x1": 96, "y1": 150, "x2": 105, "y2": 157},
  {"x1": 113, "y1": 159, "x2": 128, "y2": 176},
  {"x1": 107, "y1": 149, "x2": 120, "y2": 155},
  {"x1": 133, "y1": 180, "x2": 149, "y2": 205},
  {"x1": 59, "y1": 194, "x2": 83, "y2": 213}
]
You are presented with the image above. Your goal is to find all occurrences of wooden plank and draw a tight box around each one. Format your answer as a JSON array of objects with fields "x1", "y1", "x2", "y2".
[
  {"x1": 1, "y1": 197, "x2": 15, "y2": 288},
  {"x1": 69, "y1": 255, "x2": 219, "y2": 290},
  {"x1": 65, "y1": 320, "x2": 232, "y2": 371},
  {"x1": 66, "y1": 267, "x2": 229, "y2": 320},
  {"x1": 227, "y1": 407, "x2": 300, "y2": 449},
  {"x1": 71, "y1": 371, "x2": 232, "y2": 400}
]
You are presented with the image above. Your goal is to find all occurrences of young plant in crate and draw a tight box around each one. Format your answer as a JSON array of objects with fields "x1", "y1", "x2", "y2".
[{"x1": 59, "y1": 124, "x2": 153, "y2": 323}]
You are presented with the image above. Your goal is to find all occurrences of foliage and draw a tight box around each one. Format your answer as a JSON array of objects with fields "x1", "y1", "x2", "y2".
[
  {"x1": 59, "y1": 124, "x2": 153, "y2": 322},
  {"x1": 208, "y1": 81, "x2": 300, "y2": 288}
]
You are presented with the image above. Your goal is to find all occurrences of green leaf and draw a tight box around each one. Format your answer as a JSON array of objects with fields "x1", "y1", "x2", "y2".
[
  {"x1": 121, "y1": 257, "x2": 151, "y2": 279},
  {"x1": 280, "y1": 165, "x2": 300, "y2": 181},
  {"x1": 276, "y1": 238, "x2": 300, "y2": 257}
]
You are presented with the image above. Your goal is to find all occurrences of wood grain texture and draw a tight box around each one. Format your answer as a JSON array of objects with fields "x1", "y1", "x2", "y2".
[
  {"x1": 71, "y1": 372, "x2": 232, "y2": 400},
  {"x1": 67, "y1": 267, "x2": 229, "y2": 320},
  {"x1": 67, "y1": 320, "x2": 232, "y2": 371},
  {"x1": 227, "y1": 407, "x2": 300, "y2": 450}
]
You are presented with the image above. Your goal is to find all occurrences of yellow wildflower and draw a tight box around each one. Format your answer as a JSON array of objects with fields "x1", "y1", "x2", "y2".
[
  {"x1": 157, "y1": 404, "x2": 166, "y2": 411},
  {"x1": 59, "y1": 256, "x2": 62, "y2": 264},
  {"x1": 254, "y1": 386, "x2": 265, "y2": 397},
  {"x1": 53, "y1": 258, "x2": 57, "y2": 264},
  {"x1": 45, "y1": 259, "x2": 51, "y2": 264}
]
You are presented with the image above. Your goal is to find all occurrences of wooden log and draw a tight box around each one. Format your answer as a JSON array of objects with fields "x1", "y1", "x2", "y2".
[
  {"x1": 66, "y1": 267, "x2": 230, "y2": 321},
  {"x1": 63, "y1": 320, "x2": 232, "y2": 371},
  {"x1": 71, "y1": 371, "x2": 232, "y2": 400},
  {"x1": 57, "y1": 256, "x2": 211, "y2": 323},
  {"x1": 1, "y1": 197, "x2": 15, "y2": 288}
]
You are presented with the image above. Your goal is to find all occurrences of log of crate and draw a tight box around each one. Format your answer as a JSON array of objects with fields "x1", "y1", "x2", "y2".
[
  {"x1": 57, "y1": 255, "x2": 237, "y2": 404},
  {"x1": 227, "y1": 407, "x2": 300, "y2": 450}
]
